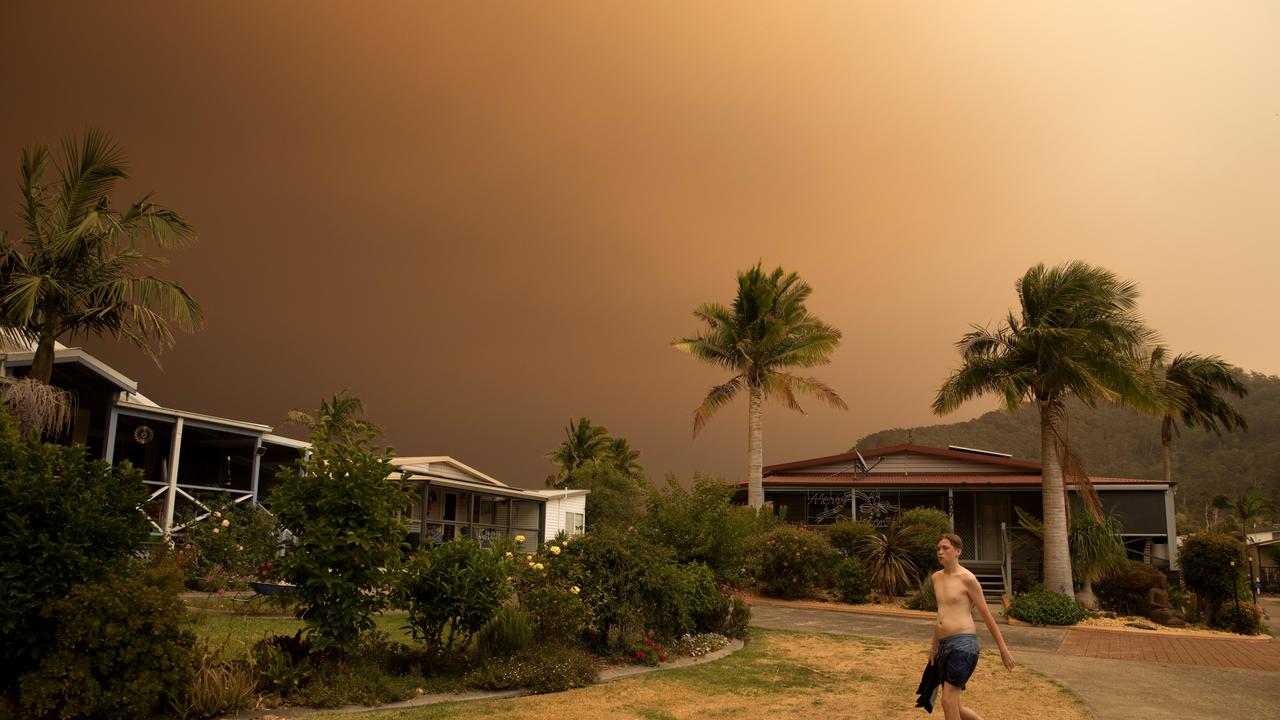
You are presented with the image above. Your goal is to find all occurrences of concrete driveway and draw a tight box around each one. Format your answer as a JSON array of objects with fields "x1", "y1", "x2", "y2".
[{"x1": 749, "y1": 603, "x2": 1278, "y2": 720}]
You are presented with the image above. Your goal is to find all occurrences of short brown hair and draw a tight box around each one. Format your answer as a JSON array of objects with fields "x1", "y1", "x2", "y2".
[{"x1": 938, "y1": 533, "x2": 963, "y2": 553}]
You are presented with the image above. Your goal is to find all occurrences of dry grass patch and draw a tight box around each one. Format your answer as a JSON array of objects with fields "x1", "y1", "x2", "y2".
[{"x1": 346, "y1": 630, "x2": 1089, "y2": 720}]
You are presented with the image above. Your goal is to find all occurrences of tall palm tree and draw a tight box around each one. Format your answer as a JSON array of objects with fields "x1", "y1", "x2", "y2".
[
  {"x1": 1235, "y1": 492, "x2": 1269, "y2": 537},
  {"x1": 933, "y1": 262, "x2": 1157, "y2": 597},
  {"x1": 673, "y1": 263, "x2": 846, "y2": 509},
  {"x1": 1148, "y1": 348, "x2": 1248, "y2": 486},
  {"x1": 545, "y1": 417, "x2": 611, "y2": 488},
  {"x1": 0, "y1": 129, "x2": 201, "y2": 384},
  {"x1": 605, "y1": 436, "x2": 644, "y2": 481}
]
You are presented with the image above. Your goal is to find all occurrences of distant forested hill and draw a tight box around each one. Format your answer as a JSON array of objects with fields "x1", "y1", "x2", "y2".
[{"x1": 852, "y1": 372, "x2": 1280, "y2": 529}]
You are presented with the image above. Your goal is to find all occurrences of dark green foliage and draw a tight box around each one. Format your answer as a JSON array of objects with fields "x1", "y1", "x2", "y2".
[
  {"x1": 182, "y1": 499, "x2": 280, "y2": 589},
  {"x1": 269, "y1": 394, "x2": 411, "y2": 655},
  {"x1": 657, "y1": 562, "x2": 729, "y2": 637},
  {"x1": 1210, "y1": 602, "x2": 1265, "y2": 635},
  {"x1": 477, "y1": 606, "x2": 536, "y2": 658},
  {"x1": 250, "y1": 633, "x2": 313, "y2": 697},
  {"x1": 755, "y1": 525, "x2": 837, "y2": 599},
  {"x1": 465, "y1": 645, "x2": 598, "y2": 694},
  {"x1": 833, "y1": 557, "x2": 871, "y2": 604},
  {"x1": 0, "y1": 410, "x2": 150, "y2": 694},
  {"x1": 859, "y1": 523, "x2": 919, "y2": 597},
  {"x1": 642, "y1": 473, "x2": 764, "y2": 585},
  {"x1": 566, "y1": 460, "x2": 647, "y2": 530},
  {"x1": 548, "y1": 528, "x2": 719, "y2": 647},
  {"x1": 519, "y1": 582, "x2": 593, "y2": 645},
  {"x1": 904, "y1": 575, "x2": 937, "y2": 611},
  {"x1": 1180, "y1": 533, "x2": 1250, "y2": 617},
  {"x1": 400, "y1": 538, "x2": 511, "y2": 661},
  {"x1": 17, "y1": 575, "x2": 196, "y2": 719},
  {"x1": 899, "y1": 508, "x2": 951, "y2": 578},
  {"x1": 825, "y1": 521, "x2": 875, "y2": 558},
  {"x1": 1095, "y1": 561, "x2": 1163, "y2": 615},
  {"x1": 1007, "y1": 590, "x2": 1089, "y2": 625}
]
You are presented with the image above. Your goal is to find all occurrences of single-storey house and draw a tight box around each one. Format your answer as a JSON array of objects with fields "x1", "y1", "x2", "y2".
[
  {"x1": 1245, "y1": 530, "x2": 1280, "y2": 586},
  {"x1": 392, "y1": 457, "x2": 587, "y2": 553},
  {"x1": 1, "y1": 345, "x2": 583, "y2": 548},
  {"x1": 734, "y1": 443, "x2": 1177, "y2": 598}
]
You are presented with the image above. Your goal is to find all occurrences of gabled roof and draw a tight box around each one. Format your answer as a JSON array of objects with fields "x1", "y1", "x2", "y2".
[
  {"x1": 392, "y1": 456, "x2": 507, "y2": 488},
  {"x1": 763, "y1": 443, "x2": 1042, "y2": 475},
  {"x1": 2, "y1": 347, "x2": 138, "y2": 393}
]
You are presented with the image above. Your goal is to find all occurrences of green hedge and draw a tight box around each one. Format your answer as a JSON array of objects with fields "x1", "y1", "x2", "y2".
[{"x1": 1007, "y1": 590, "x2": 1089, "y2": 626}]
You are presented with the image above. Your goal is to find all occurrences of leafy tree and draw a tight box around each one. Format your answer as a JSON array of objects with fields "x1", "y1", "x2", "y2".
[
  {"x1": 641, "y1": 473, "x2": 764, "y2": 585},
  {"x1": 673, "y1": 263, "x2": 846, "y2": 509},
  {"x1": 933, "y1": 261, "x2": 1157, "y2": 597},
  {"x1": 565, "y1": 460, "x2": 645, "y2": 530},
  {"x1": 269, "y1": 393, "x2": 411, "y2": 655},
  {"x1": 545, "y1": 417, "x2": 610, "y2": 488},
  {"x1": 1148, "y1": 349, "x2": 1248, "y2": 486},
  {"x1": 0, "y1": 129, "x2": 201, "y2": 383},
  {"x1": 0, "y1": 408, "x2": 149, "y2": 697}
]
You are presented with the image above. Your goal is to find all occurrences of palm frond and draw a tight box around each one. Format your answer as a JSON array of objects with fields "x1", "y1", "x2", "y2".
[{"x1": 692, "y1": 375, "x2": 745, "y2": 437}]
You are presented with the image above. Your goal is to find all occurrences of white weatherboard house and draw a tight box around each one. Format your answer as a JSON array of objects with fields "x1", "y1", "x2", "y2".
[
  {"x1": 2, "y1": 344, "x2": 586, "y2": 546},
  {"x1": 392, "y1": 457, "x2": 587, "y2": 553}
]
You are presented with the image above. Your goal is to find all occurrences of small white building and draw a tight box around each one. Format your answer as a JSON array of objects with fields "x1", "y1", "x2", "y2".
[{"x1": 532, "y1": 488, "x2": 589, "y2": 539}]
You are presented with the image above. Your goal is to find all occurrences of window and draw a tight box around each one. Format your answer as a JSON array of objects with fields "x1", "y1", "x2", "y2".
[{"x1": 565, "y1": 511, "x2": 584, "y2": 535}]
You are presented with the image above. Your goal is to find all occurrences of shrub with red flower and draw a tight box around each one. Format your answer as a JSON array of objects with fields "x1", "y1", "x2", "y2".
[{"x1": 627, "y1": 630, "x2": 667, "y2": 666}]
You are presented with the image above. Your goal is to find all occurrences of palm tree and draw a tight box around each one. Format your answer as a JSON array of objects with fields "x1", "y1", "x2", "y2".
[
  {"x1": 1235, "y1": 492, "x2": 1269, "y2": 537},
  {"x1": 0, "y1": 129, "x2": 201, "y2": 384},
  {"x1": 673, "y1": 263, "x2": 846, "y2": 509},
  {"x1": 545, "y1": 417, "x2": 611, "y2": 488},
  {"x1": 1015, "y1": 507, "x2": 1127, "y2": 610},
  {"x1": 605, "y1": 436, "x2": 644, "y2": 481},
  {"x1": 1148, "y1": 349, "x2": 1248, "y2": 486},
  {"x1": 933, "y1": 262, "x2": 1157, "y2": 597}
]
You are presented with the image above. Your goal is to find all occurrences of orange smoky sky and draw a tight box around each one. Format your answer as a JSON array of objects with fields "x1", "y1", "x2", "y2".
[{"x1": 2, "y1": 2, "x2": 1278, "y2": 488}]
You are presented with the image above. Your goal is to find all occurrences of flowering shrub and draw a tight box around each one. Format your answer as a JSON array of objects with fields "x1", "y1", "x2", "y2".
[
  {"x1": 466, "y1": 645, "x2": 597, "y2": 694},
  {"x1": 670, "y1": 632, "x2": 728, "y2": 658},
  {"x1": 629, "y1": 631, "x2": 666, "y2": 666},
  {"x1": 183, "y1": 502, "x2": 281, "y2": 591},
  {"x1": 754, "y1": 525, "x2": 837, "y2": 599}
]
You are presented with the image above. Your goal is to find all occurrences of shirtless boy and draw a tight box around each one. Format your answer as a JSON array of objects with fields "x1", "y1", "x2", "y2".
[{"x1": 930, "y1": 533, "x2": 1015, "y2": 720}]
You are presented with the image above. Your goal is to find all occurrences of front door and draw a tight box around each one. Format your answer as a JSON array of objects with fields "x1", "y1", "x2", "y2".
[{"x1": 975, "y1": 493, "x2": 1009, "y2": 561}]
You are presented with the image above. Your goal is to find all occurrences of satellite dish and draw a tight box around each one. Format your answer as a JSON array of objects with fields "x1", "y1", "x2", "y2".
[{"x1": 854, "y1": 449, "x2": 869, "y2": 474}]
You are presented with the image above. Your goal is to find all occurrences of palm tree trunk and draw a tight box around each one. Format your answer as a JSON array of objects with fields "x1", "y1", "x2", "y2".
[
  {"x1": 1077, "y1": 576, "x2": 1100, "y2": 611},
  {"x1": 747, "y1": 384, "x2": 764, "y2": 510},
  {"x1": 29, "y1": 330, "x2": 56, "y2": 385},
  {"x1": 1160, "y1": 415, "x2": 1173, "y2": 486},
  {"x1": 1040, "y1": 401, "x2": 1074, "y2": 597}
]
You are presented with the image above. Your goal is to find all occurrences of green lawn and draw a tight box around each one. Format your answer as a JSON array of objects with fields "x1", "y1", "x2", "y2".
[{"x1": 189, "y1": 610, "x2": 414, "y2": 659}]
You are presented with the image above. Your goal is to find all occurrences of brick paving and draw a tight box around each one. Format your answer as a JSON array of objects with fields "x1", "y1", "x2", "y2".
[{"x1": 1058, "y1": 628, "x2": 1280, "y2": 671}]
